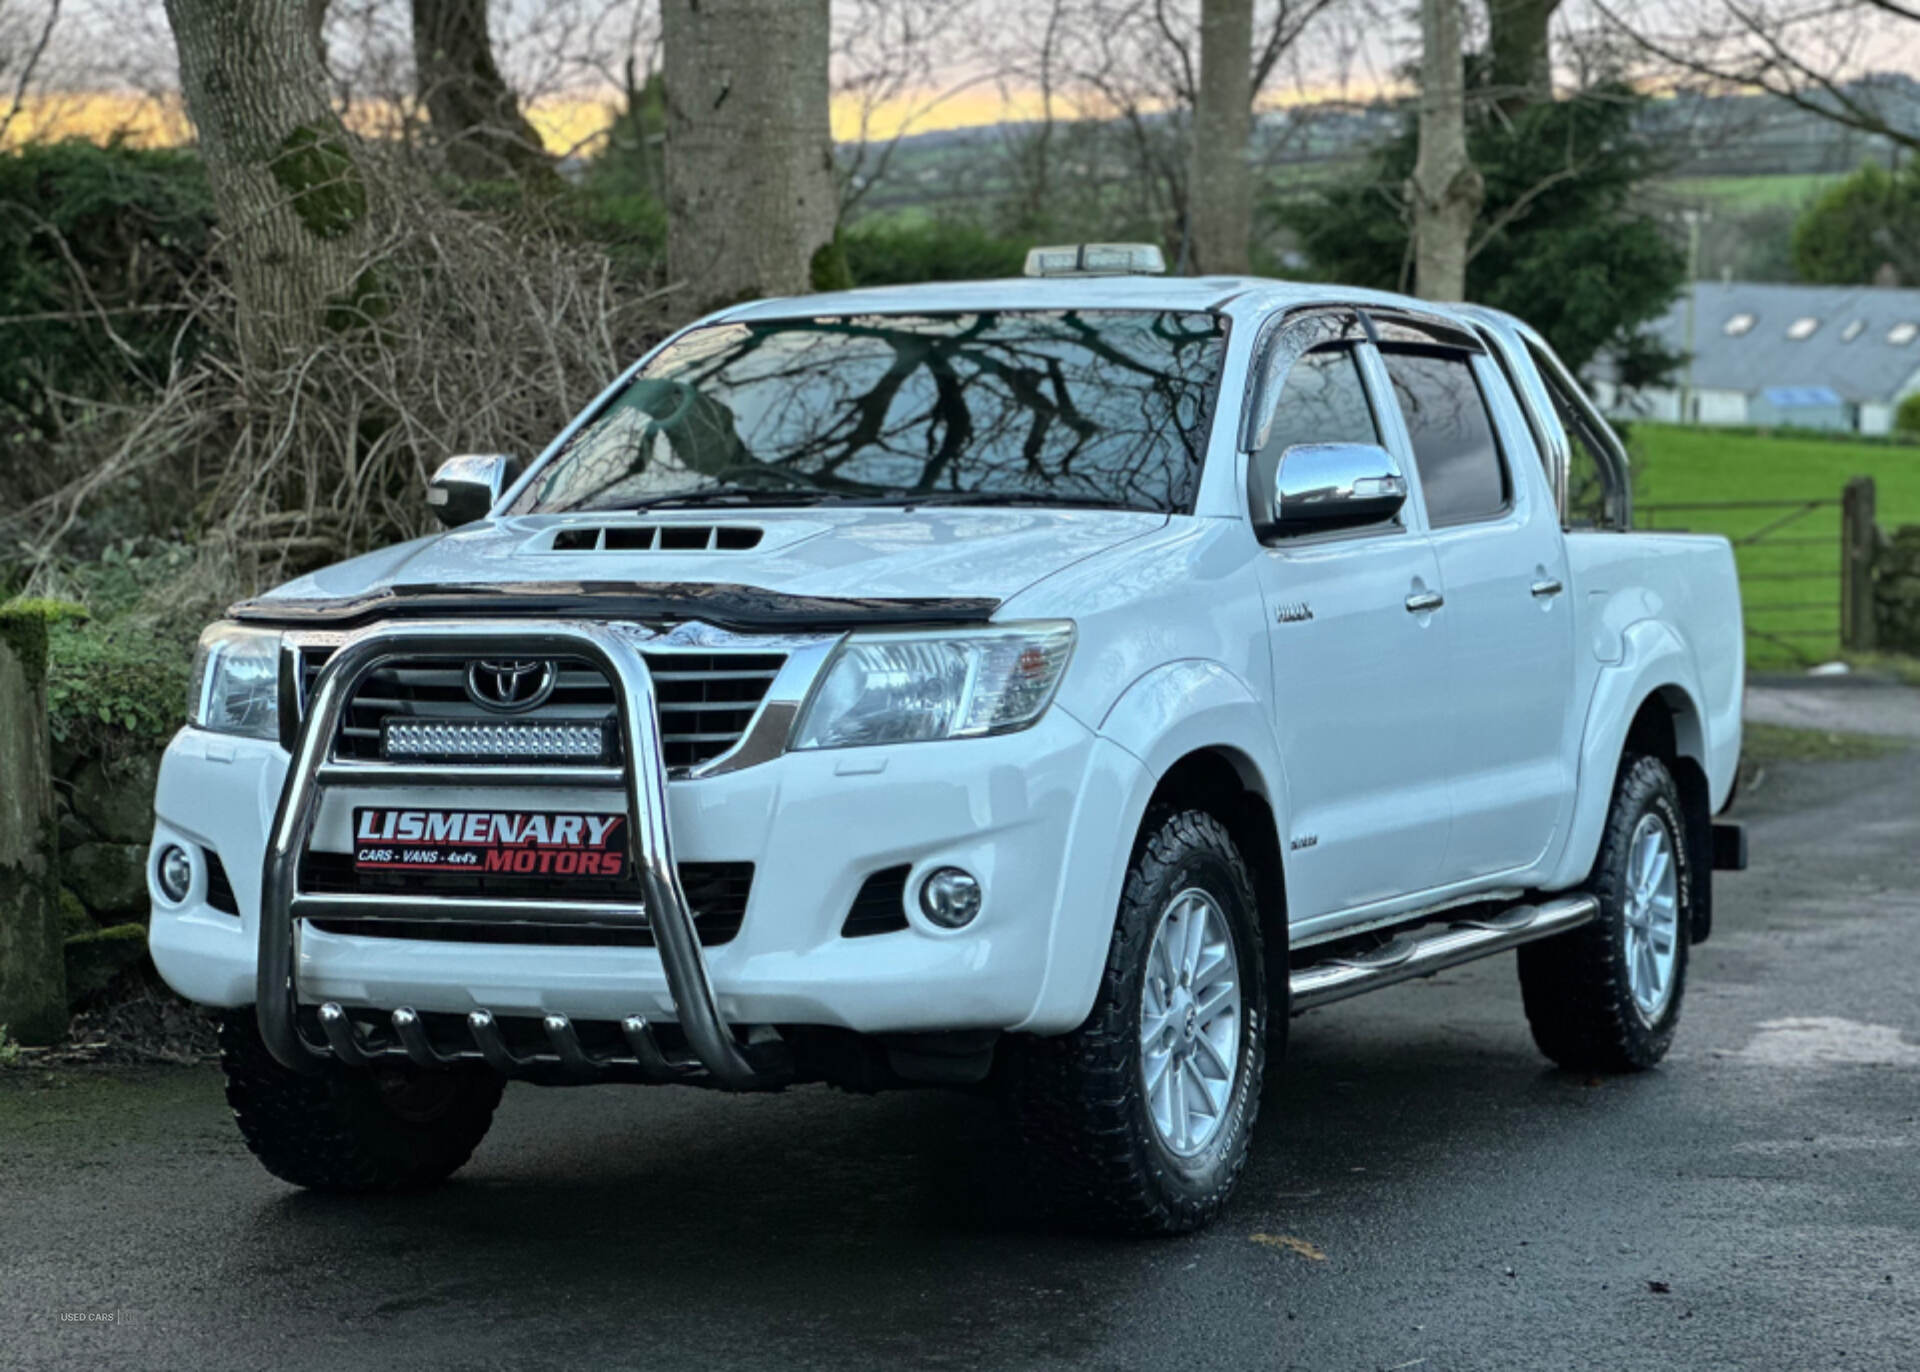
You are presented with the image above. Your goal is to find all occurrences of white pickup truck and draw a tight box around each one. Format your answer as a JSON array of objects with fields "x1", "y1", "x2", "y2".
[{"x1": 148, "y1": 252, "x2": 1747, "y2": 1233}]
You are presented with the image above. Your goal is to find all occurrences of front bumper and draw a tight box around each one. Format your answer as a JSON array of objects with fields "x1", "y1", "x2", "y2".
[{"x1": 149, "y1": 661, "x2": 1142, "y2": 1046}]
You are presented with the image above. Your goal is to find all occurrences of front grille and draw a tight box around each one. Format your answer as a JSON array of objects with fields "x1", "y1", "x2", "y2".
[
  {"x1": 299, "y1": 854, "x2": 753, "y2": 945},
  {"x1": 299, "y1": 647, "x2": 785, "y2": 773}
]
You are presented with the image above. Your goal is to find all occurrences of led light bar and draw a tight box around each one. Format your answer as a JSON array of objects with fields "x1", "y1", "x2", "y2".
[
  {"x1": 381, "y1": 719, "x2": 610, "y2": 762},
  {"x1": 1022, "y1": 242, "x2": 1167, "y2": 277}
]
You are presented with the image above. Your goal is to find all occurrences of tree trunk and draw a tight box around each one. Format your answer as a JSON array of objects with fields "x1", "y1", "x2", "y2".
[
  {"x1": 1410, "y1": 0, "x2": 1483, "y2": 301},
  {"x1": 1486, "y1": 0, "x2": 1559, "y2": 115},
  {"x1": 162, "y1": 0, "x2": 372, "y2": 360},
  {"x1": 1188, "y1": 0, "x2": 1255, "y2": 275},
  {"x1": 410, "y1": 0, "x2": 551, "y2": 181},
  {"x1": 306, "y1": 0, "x2": 330, "y2": 65},
  {"x1": 661, "y1": 0, "x2": 836, "y2": 314}
]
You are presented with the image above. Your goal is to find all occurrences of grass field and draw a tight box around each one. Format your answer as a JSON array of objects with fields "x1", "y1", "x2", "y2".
[
  {"x1": 1660, "y1": 173, "x2": 1847, "y2": 212},
  {"x1": 1629, "y1": 424, "x2": 1920, "y2": 669}
]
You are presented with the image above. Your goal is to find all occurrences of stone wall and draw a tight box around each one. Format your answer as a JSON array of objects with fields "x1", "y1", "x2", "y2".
[
  {"x1": 55, "y1": 745, "x2": 163, "y2": 1002},
  {"x1": 0, "y1": 604, "x2": 69, "y2": 1043},
  {"x1": 1875, "y1": 524, "x2": 1920, "y2": 655}
]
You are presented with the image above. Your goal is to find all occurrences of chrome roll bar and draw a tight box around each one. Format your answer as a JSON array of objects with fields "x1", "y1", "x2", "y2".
[{"x1": 256, "y1": 618, "x2": 774, "y2": 1089}]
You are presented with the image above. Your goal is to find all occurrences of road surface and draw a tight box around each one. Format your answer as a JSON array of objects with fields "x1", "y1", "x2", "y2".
[{"x1": 5, "y1": 742, "x2": 1918, "y2": 1371}]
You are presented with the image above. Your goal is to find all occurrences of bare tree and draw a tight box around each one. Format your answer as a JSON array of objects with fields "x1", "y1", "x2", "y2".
[
  {"x1": 998, "y1": 0, "x2": 1071, "y2": 230},
  {"x1": 1043, "y1": 0, "x2": 1341, "y2": 261},
  {"x1": 661, "y1": 0, "x2": 836, "y2": 313},
  {"x1": 832, "y1": 0, "x2": 994, "y2": 219},
  {"x1": 1189, "y1": 0, "x2": 1255, "y2": 272},
  {"x1": 1410, "y1": 0, "x2": 1483, "y2": 299},
  {"x1": 411, "y1": 0, "x2": 552, "y2": 179},
  {"x1": 1486, "y1": 0, "x2": 1560, "y2": 114},
  {"x1": 0, "y1": 0, "x2": 62, "y2": 146},
  {"x1": 162, "y1": 0, "x2": 374, "y2": 360},
  {"x1": 1590, "y1": 0, "x2": 1920, "y2": 153}
]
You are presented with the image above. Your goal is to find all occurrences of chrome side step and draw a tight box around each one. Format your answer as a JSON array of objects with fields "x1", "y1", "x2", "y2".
[{"x1": 1289, "y1": 894, "x2": 1598, "y2": 1012}]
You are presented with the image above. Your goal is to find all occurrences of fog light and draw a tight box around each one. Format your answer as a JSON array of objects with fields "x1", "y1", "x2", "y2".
[
  {"x1": 919, "y1": 867, "x2": 982, "y2": 929},
  {"x1": 156, "y1": 844, "x2": 194, "y2": 904}
]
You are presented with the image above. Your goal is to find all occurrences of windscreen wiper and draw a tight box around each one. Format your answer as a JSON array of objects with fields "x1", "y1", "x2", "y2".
[
  {"x1": 614, "y1": 485, "x2": 1146, "y2": 514},
  {"x1": 860, "y1": 490, "x2": 1146, "y2": 511},
  {"x1": 615, "y1": 485, "x2": 846, "y2": 511}
]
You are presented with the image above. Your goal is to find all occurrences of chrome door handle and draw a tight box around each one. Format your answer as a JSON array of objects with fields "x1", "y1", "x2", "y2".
[
  {"x1": 1530, "y1": 578, "x2": 1565, "y2": 598},
  {"x1": 1404, "y1": 591, "x2": 1444, "y2": 613}
]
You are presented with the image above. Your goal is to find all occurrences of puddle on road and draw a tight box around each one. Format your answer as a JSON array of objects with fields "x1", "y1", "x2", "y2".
[{"x1": 1731, "y1": 1016, "x2": 1920, "y2": 1068}]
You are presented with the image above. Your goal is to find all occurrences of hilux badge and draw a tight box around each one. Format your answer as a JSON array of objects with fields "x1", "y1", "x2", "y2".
[{"x1": 465, "y1": 659, "x2": 558, "y2": 712}]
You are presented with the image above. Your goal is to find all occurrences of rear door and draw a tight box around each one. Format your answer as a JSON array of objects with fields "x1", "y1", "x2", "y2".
[
  {"x1": 1243, "y1": 312, "x2": 1454, "y2": 920},
  {"x1": 1374, "y1": 325, "x2": 1576, "y2": 881}
]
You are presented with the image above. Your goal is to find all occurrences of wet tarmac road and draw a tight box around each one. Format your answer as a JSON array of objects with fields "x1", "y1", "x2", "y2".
[{"x1": 5, "y1": 743, "x2": 1918, "y2": 1371}]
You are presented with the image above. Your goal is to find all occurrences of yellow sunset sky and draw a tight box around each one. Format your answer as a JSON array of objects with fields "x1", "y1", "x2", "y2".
[{"x1": 1, "y1": 81, "x2": 1373, "y2": 154}]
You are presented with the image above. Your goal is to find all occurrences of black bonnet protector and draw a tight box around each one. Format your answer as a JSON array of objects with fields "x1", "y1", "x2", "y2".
[{"x1": 228, "y1": 580, "x2": 1003, "y2": 632}]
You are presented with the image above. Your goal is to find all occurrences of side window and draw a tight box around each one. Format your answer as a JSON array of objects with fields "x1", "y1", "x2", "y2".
[
  {"x1": 1382, "y1": 349, "x2": 1510, "y2": 527},
  {"x1": 1248, "y1": 346, "x2": 1380, "y2": 526}
]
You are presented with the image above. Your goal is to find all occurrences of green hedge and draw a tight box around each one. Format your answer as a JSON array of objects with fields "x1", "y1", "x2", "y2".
[{"x1": 45, "y1": 616, "x2": 190, "y2": 757}]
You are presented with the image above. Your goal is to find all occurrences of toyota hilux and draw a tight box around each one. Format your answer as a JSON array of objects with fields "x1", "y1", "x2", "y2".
[{"x1": 148, "y1": 249, "x2": 1746, "y2": 1233}]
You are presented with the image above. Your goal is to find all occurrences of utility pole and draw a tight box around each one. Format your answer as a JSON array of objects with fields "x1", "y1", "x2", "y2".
[{"x1": 1680, "y1": 209, "x2": 1706, "y2": 424}]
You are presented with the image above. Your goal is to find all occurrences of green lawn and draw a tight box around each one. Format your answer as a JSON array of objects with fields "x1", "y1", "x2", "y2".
[
  {"x1": 1628, "y1": 424, "x2": 1920, "y2": 668},
  {"x1": 1660, "y1": 173, "x2": 1847, "y2": 212}
]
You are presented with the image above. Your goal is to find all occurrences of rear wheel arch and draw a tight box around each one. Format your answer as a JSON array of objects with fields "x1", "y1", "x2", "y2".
[{"x1": 1618, "y1": 686, "x2": 1714, "y2": 944}]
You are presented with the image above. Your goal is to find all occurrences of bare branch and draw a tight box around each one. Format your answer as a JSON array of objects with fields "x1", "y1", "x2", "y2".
[{"x1": 0, "y1": 0, "x2": 62, "y2": 146}]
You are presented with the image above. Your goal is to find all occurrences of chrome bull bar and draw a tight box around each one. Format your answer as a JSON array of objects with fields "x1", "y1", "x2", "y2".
[{"x1": 256, "y1": 618, "x2": 778, "y2": 1089}]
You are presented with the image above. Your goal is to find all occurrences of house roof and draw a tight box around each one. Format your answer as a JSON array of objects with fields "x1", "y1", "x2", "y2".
[{"x1": 1650, "y1": 280, "x2": 1920, "y2": 404}]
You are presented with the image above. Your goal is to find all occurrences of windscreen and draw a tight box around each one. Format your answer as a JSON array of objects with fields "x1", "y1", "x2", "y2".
[{"x1": 512, "y1": 310, "x2": 1226, "y2": 515}]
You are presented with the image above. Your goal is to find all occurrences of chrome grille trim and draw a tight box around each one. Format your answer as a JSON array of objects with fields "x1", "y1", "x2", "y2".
[{"x1": 286, "y1": 620, "x2": 841, "y2": 778}]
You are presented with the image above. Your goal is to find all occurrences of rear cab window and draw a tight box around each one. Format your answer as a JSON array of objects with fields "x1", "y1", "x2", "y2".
[{"x1": 1380, "y1": 349, "x2": 1511, "y2": 528}]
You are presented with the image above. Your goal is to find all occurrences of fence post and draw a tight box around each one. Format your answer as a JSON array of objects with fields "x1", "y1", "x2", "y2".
[
  {"x1": 0, "y1": 604, "x2": 68, "y2": 1045},
  {"x1": 1841, "y1": 477, "x2": 1877, "y2": 653}
]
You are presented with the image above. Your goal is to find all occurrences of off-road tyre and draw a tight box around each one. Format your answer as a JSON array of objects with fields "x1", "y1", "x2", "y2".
[
  {"x1": 218, "y1": 1011, "x2": 504, "y2": 1192},
  {"x1": 1517, "y1": 754, "x2": 1692, "y2": 1072},
  {"x1": 1009, "y1": 808, "x2": 1266, "y2": 1235}
]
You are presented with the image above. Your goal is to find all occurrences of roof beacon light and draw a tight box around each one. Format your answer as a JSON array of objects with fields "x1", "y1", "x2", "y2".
[{"x1": 1023, "y1": 242, "x2": 1168, "y2": 278}]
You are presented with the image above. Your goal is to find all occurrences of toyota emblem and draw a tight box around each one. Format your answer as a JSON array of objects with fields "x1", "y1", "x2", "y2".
[{"x1": 465, "y1": 659, "x2": 558, "y2": 713}]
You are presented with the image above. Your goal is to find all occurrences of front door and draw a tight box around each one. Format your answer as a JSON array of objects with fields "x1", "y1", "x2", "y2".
[{"x1": 1246, "y1": 336, "x2": 1454, "y2": 921}]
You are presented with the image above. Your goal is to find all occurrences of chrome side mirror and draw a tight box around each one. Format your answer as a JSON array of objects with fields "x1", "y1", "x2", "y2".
[
  {"x1": 427, "y1": 454, "x2": 522, "y2": 528},
  {"x1": 1266, "y1": 442, "x2": 1407, "y2": 538}
]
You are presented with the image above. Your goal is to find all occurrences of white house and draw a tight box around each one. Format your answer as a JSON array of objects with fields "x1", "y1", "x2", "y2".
[{"x1": 1595, "y1": 280, "x2": 1920, "y2": 434}]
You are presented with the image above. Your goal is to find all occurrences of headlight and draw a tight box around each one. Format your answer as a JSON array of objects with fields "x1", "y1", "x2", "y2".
[
  {"x1": 187, "y1": 622, "x2": 282, "y2": 740},
  {"x1": 792, "y1": 622, "x2": 1074, "y2": 751}
]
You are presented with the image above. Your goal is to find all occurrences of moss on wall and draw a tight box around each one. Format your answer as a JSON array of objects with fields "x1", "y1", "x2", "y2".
[{"x1": 0, "y1": 600, "x2": 86, "y2": 686}]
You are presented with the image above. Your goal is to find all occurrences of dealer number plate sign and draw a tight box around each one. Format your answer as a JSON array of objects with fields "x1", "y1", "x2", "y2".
[{"x1": 353, "y1": 808, "x2": 628, "y2": 878}]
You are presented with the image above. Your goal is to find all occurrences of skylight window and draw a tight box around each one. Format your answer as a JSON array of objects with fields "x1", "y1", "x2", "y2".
[
  {"x1": 1891, "y1": 322, "x2": 1918, "y2": 346},
  {"x1": 1723, "y1": 313, "x2": 1756, "y2": 336},
  {"x1": 1787, "y1": 317, "x2": 1819, "y2": 340},
  {"x1": 1841, "y1": 319, "x2": 1866, "y2": 342}
]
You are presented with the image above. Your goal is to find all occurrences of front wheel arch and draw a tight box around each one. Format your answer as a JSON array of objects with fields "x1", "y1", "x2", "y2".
[{"x1": 1145, "y1": 747, "x2": 1290, "y2": 1007}]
